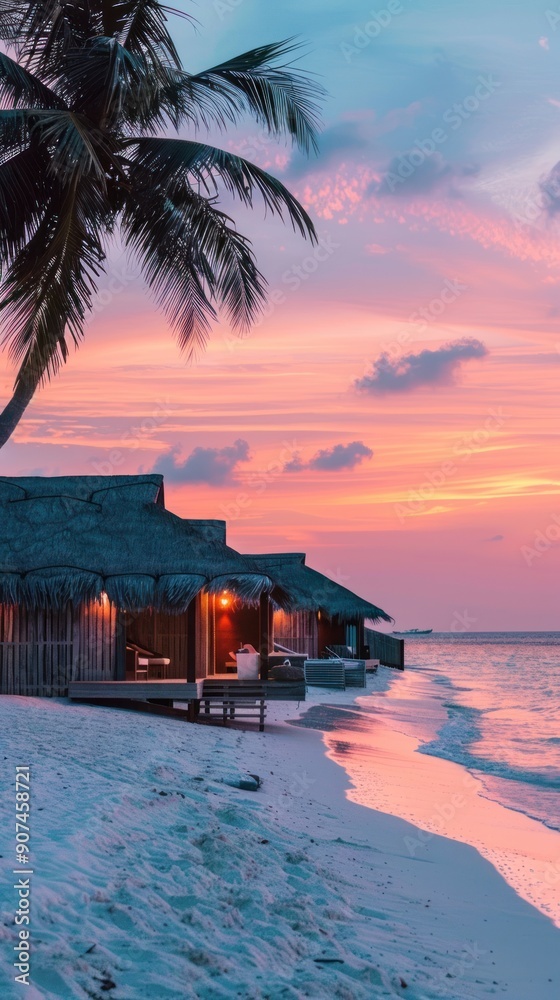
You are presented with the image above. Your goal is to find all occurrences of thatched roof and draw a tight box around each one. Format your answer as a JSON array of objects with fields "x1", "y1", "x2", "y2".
[
  {"x1": 0, "y1": 476, "x2": 277, "y2": 612},
  {"x1": 245, "y1": 553, "x2": 392, "y2": 624}
]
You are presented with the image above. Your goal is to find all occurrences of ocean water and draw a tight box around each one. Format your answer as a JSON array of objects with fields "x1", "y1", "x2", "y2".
[
  {"x1": 295, "y1": 632, "x2": 560, "y2": 923},
  {"x1": 404, "y1": 632, "x2": 560, "y2": 833}
]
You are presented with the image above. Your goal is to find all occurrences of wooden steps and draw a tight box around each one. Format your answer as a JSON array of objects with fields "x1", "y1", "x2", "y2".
[{"x1": 200, "y1": 681, "x2": 266, "y2": 731}]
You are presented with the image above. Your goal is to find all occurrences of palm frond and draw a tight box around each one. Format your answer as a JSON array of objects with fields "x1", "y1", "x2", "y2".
[
  {"x1": 60, "y1": 36, "x2": 153, "y2": 128},
  {"x1": 0, "y1": 177, "x2": 108, "y2": 383},
  {"x1": 122, "y1": 189, "x2": 267, "y2": 356},
  {"x1": 0, "y1": 143, "x2": 52, "y2": 263},
  {"x1": 0, "y1": 5, "x2": 323, "y2": 449},
  {"x1": 127, "y1": 137, "x2": 317, "y2": 241},
  {"x1": 0, "y1": 1, "x2": 27, "y2": 44},
  {"x1": 0, "y1": 107, "x2": 119, "y2": 185},
  {"x1": 0, "y1": 105, "x2": 31, "y2": 159},
  {"x1": 0, "y1": 50, "x2": 64, "y2": 108},
  {"x1": 179, "y1": 40, "x2": 324, "y2": 154},
  {"x1": 123, "y1": 191, "x2": 215, "y2": 357},
  {"x1": 117, "y1": 0, "x2": 185, "y2": 69},
  {"x1": 12, "y1": 0, "x2": 92, "y2": 77},
  {"x1": 38, "y1": 109, "x2": 110, "y2": 184},
  {"x1": 8, "y1": 0, "x2": 189, "y2": 83}
]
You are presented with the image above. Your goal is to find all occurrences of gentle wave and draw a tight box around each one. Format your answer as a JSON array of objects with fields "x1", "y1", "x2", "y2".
[
  {"x1": 476, "y1": 775, "x2": 560, "y2": 834},
  {"x1": 419, "y1": 702, "x2": 560, "y2": 798},
  {"x1": 407, "y1": 636, "x2": 560, "y2": 834}
]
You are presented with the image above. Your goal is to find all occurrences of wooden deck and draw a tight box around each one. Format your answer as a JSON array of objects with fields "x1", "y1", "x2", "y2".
[
  {"x1": 68, "y1": 679, "x2": 204, "y2": 701},
  {"x1": 68, "y1": 677, "x2": 305, "y2": 703},
  {"x1": 200, "y1": 681, "x2": 267, "y2": 731}
]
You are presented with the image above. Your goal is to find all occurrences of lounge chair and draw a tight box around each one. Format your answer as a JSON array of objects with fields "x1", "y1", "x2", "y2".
[{"x1": 126, "y1": 642, "x2": 171, "y2": 680}]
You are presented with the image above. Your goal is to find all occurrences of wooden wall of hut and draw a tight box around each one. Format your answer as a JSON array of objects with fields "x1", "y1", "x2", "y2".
[
  {"x1": 214, "y1": 601, "x2": 260, "y2": 673},
  {"x1": 273, "y1": 610, "x2": 319, "y2": 657},
  {"x1": 125, "y1": 594, "x2": 210, "y2": 680},
  {"x1": 317, "y1": 615, "x2": 347, "y2": 653},
  {"x1": 0, "y1": 599, "x2": 120, "y2": 696},
  {"x1": 77, "y1": 598, "x2": 123, "y2": 683}
]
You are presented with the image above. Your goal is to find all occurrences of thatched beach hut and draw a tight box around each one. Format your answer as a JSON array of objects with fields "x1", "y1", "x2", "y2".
[
  {"x1": 0, "y1": 475, "x2": 279, "y2": 695},
  {"x1": 0, "y1": 475, "x2": 396, "y2": 697}
]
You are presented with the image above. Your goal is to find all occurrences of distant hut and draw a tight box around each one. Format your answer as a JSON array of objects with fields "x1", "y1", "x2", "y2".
[{"x1": 244, "y1": 553, "x2": 392, "y2": 659}]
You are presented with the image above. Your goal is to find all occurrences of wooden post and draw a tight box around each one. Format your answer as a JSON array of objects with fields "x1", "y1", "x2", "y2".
[
  {"x1": 269, "y1": 599, "x2": 274, "y2": 662},
  {"x1": 115, "y1": 610, "x2": 127, "y2": 680},
  {"x1": 186, "y1": 597, "x2": 197, "y2": 683},
  {"x1": 357, "y1": 617, "x2": 366, "y2": 659},
  {"x1": 258, "y1": 594, "x2": 271, "y2": 680}
]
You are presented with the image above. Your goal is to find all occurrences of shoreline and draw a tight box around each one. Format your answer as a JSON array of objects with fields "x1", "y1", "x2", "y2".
[
  {"x1": 0, "y1": 688, "x2": 559, "y2": 997},
  {"x1": 281, "y1": 676, "x2": 560, "y2": 997}
]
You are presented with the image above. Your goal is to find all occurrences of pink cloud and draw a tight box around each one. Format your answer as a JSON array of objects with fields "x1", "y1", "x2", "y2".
[
  {"x1": 365, "y1": 243, "x2": 390, "y2": 255},
  {"x1": 295, "y1": 166, "x2": 560, "y2": 270}
]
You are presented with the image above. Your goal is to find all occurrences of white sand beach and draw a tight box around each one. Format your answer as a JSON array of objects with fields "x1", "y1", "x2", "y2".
[{"x1": 1, "y1": 672, "x2": 559, "y2": 999}]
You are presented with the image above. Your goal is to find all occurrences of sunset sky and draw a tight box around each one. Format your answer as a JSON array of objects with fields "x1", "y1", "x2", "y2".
[{"x1": 2, "y1": 0, "x2": 560, "y2": 629}]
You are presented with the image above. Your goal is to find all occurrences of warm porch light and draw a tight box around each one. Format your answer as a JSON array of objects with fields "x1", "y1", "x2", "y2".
[
  {"x1": 100, "y1": 591, "x2": 109, "y2": 606},
  {"x1": 219, "y1": 592, "x2": 230, "y2": 608}
]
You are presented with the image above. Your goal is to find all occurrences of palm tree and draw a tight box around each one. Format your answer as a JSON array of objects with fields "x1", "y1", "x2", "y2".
[{"x1": 0, "y1": 0, "x2": 323, "y2": 450}]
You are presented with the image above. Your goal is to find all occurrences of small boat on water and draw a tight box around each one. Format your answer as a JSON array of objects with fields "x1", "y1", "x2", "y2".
[{"x1": 392, "y1": 628, "x2": 433, "y2": 635}]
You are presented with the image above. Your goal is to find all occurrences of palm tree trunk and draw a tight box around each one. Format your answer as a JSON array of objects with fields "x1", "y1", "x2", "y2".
[{"x1": 0, "y1": 376, "x2": 40, "y2": 450}]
